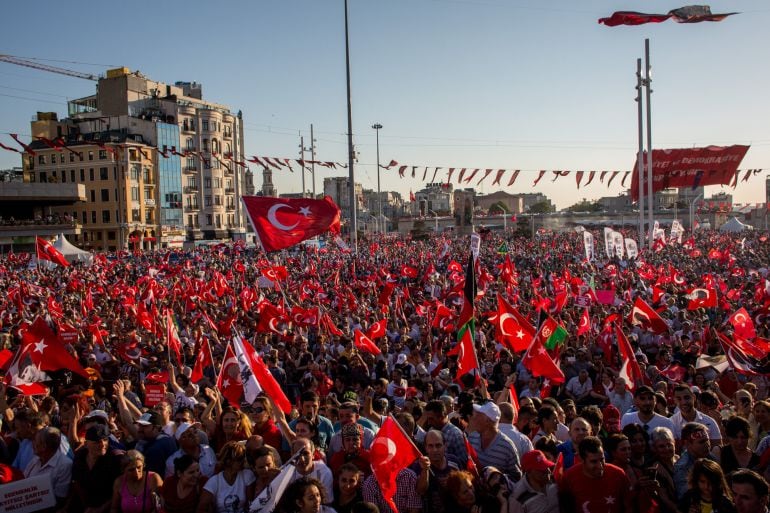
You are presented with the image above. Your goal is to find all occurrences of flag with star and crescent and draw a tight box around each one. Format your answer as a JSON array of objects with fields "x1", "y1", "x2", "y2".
[{"x1": 242, "y1": 196, "x2": 341, "y2": 252}]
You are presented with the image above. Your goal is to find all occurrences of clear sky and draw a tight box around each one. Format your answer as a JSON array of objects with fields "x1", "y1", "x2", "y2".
[{"x1": 1, "y1": 1, "x2": 769, "y2": 209}]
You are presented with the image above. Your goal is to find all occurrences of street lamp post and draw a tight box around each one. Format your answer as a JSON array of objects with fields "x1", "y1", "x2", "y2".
[
  {"x1": 344, "y1": 0, "x2": 357, "y2": 251},
  {"x1": 690, "y1": 192, "x2": 703, "y2": 232},
  {"x1": 372, "y1": 123, "x2": 382, "y2": 233}
]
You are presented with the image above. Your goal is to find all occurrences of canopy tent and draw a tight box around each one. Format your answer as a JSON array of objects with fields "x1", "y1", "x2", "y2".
[
  {"x1": 52, "y1": 233, "x2": 93, "y2": 265},
  {"x1": 719, "y1": 217, "x2": 753, "y2": 233}
]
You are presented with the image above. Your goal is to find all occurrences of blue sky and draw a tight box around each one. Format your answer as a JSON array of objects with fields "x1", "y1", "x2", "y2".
[{"x1": 1, "y1": 1, "x2": 769, "y2": 209}]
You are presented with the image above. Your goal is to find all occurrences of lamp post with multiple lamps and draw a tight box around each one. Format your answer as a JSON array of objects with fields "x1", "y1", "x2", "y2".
[{"x1": 372, "y1": 123, "x2": 382, "y2": 233}]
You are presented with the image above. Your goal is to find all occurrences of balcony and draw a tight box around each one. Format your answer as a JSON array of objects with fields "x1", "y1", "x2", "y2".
[
  {"x1": 223, "y1": 167, "x2": 234, "y2": 176},
  {"x1": 183, "y1": 166, "x2": 197, "y2": 174},
  {"x1": 186, "y1": 204, "x2": 200, "y2": 211},
  {"x1": 225, "y1": 188, "x2": 234, "y2": 194},
  {"x1": 181, "y1": 125, "x2": 195, "y2": 134},
  {"x1": 226, "y1": 205, "x2": 235, "y2": 211},
  {"x1": 223, "y1": 131, "x2": 232, "y2": 139},
  {"x1": 184, "y1": 186, "x2": 199, "y2": 194}
]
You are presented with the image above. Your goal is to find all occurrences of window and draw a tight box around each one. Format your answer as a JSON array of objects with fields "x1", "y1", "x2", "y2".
[
  {"x1": 70, "y1": 169, "x2": 75, "y2": 182},
  {"x1": 132, "y1": 209, "x2": 140, "y2": 222},
  {"x1": 108, "y1": 231, "x2": 116, "y2": 240},
  {"x1": 90, "y1": 190, "x2": 96, "y2": 202},
  {"x1": 100, "y1": 168, "x2": 108, "y2": 180},
  {"x1": 61, "y1": 170, "x2": 66, "y2": 183},
  {"x1": 89, "y1": 169, "x2": 94, "y2": 181},
  {"x1": 88, "y1": 151, "x2": 94, "y2": 161},
  {"x1": 202, "y1": 120, "x2": 209, "y2": 131},
  {"x1": 69, "y1": 153, "x2": 75, "y2": 163},
  {"x1": 38, "y1": 172, "x2": 46, "y2": 183},
  {"x1": 205, "y1": 195, "x2": 212, "y2": 207},
  {"x1": 216, "y1": 214, "x2": 222, "y2": 228},
  {"x1": 204, "y1": 178, "x2": 212, "y2": 189},
  {"x1": 79, "y1": 152, "x2": 84, "y2": 162},
  {"x1": 59, "y1": 154, "x2": 65, "y2": 164},
  {"x1": 206, "y1": 214, "x2": 212, "y2": 226},
  {"x1": 99, "y1": 150, "x2": 107, "y2": 159},
  {"x1": 38, "y1": 155, "x2": 45, "y2": 165},
  {"x1": 129, "y1": 149, "x2": 137, "y2": 161},
  {"x1": 202, "y1": 139, "x2": 209, "y2": 152},
  {"x1": 143, "y1": 168, "x2": 151, "y2": 182},
  {"x1": 187, "y1": 215, "x2": 194, "y2": 226},
  {"x1": 212, "y1": 158, "x2": 220, "y2": 170},
  {"x1": 186, "y1": 157, "x2": 195, "y2": 169},
  {"x1": 130, "y1": 165, "x2": 140, "y2": 181},
  {"x1": 212, "y1": 139, "x2": 220, "y2": 154},
  {"x1": 101, "y1": 189, "x2": 109, "y2": 202},
  {"x1": 186, "y1": 177, "x2": 197, "y2": 188},
  {"x1": 144, "y1": 188, "x2": 152, "y2": 200},
  {"x1": 225, "y1": 143, "x2": 231, "y2": 155},
  {"x1": 131, "y1": 187, "x2": 139, "y2": 201},
  {"x1": 80, "y1": 169, "x2": 85, "y2": 181},
  {"x1": 102, "y1": 210, "x2": 110, "y2": 223},
  {"x1": 82, "y1": 211, "x2": 87, "y2": 224},
  {"x1": 91, "y1": 211, "x2": 96, "y2": 224},
  {"x1": 214, "y1": 178, "x2": 222, "y2": 189},
  {"x1": 186, "y1": 138, "x2": 194, "y2": 150}
]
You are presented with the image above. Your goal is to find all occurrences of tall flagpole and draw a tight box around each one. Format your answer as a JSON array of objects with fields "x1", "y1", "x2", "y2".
[
  {"x1": 344, "y1": 0, "x2": 357, "y2": 253},
  {"x1": 636, "y1": 58, "x2": 645, "y2": 249},
  {"x1": 645, "y1": 39, "x2": 654, "y2": 248}
]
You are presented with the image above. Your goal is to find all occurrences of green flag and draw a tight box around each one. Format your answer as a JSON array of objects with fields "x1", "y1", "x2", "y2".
[
  {"x1": 540, "y1": 317, "x2": 568, "y2": 350},
  {"x1": 497, "y1": 242, "x2": 509, "y2": 254}
]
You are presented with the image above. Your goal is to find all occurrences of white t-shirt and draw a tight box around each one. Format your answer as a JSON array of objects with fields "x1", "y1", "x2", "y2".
[
  {"x1": 620, "y1": 411, "x2": 675, "y2": 432},
  {"x1": 203, "y1": 469, "x2": 256, "y2": 513},
  {"x1": 291, "y1": 462, "x2": 335, "y2": 503},
  {"x1": 669, "y1": 410, "x2": 722, "y2": 441}
]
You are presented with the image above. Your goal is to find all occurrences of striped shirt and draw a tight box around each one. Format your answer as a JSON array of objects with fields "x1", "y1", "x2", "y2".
[
  {"x1": 468, "y1": 430, "x2": 521, "y2": 480},
  {"x1": 441, "y1": 422, "x2": 468, "y2": 469}
]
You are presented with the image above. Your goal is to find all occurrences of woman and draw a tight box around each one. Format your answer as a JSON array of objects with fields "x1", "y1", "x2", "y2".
[
  {"x1": 445, "y1": 470, "x2": 480, "y2": 513},
  {"x1": 622, "y1": 424, "x2": 650, "y2": 470},
  {"x1": 753, "y1": 400, "x2": 770, "y2": 447},
  {"x1": 606, "y1": 434, "x2": 660, "y2": 513},
  {"x1": 332, "y1": 463, "x2": 363, "y2": 513},
  {"x1": 160, "y1": 454, "x2": 206, "y2": 513},
  {"x1": 246, "y1": 397, "x2": 282, "y2": 450},
  {"x1": 276, "y1": 477, "x2": 336, "y2": 513},
  {"x1": 197, "y1": 442, "x2": 256, "y2": 513},
  {"x1": 252, "y1": 447, "x2": 281, "y2": 496},
  {"x1": 208, "y1": 407, "x2": 251, "y2": 452},
  {"x1": 713, "y1": 416, "x2": 759, "y2": 474},
  {"x1": 647, "y1": 427, "x2": 678, "y2": 513},
  {"x1": 111, "y1": 450, "x2": 163, "y2": 513},
  {"x1": 531, "y1": 406, "x2": 559, "y2": 445},
  {"x1": 589, "y1": 368, "x2": 615, "y2": 406},
  {"x1": 677, "y1": 458, "x2": 735, "y2": 513}
]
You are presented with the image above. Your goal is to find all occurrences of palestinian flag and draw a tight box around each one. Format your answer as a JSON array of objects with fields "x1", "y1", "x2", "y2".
[{"x1": 457, "y1": 253, "x2": 476, "y2": 342}]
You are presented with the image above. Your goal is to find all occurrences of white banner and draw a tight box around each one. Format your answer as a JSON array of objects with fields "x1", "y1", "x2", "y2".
[
  {"x1": 470, "y1": 233, "x2": 481, "y2": 260},
  {"x1": 250, "y1": 464, "x2": 297, "y2": 513},
  {"x1": 670, "y1": 220, "x2": 684, "y2": 244},
  {"x1": 0, "y1": 475, "x2": 56, "y2": 513},
  {"x1": 583, "y1": 231, "x2": 595, "y2": 261},
  {"x1": 612, "y1": 231, "x2": 624, "y2": 259},
  {"x1": 603, "y1": 227, "x2": 614, "y2": 258},
  {"x1": 625, "y1": 238, "x2": 639, "y2": 259}
]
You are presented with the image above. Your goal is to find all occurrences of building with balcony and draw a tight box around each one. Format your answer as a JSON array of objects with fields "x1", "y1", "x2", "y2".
[{"x1": 323, "y1": 177, "x2": 364, "y2": 221}]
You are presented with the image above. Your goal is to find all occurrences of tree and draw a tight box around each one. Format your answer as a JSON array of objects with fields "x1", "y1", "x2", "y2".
[
  {"x1": 529, "y1": 201, "x2": 555, "y2": 214},
  {"x1": 488, "y1": 201, "x2": 510, "y2": 215},
  {"x1": 566, "y1": 199, "x2": 602, "y2": 212}
]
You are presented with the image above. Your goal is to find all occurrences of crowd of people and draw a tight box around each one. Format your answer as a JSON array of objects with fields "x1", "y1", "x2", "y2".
[{"x1": 0, "y1": 226, "x2": 769, "y2": 513}]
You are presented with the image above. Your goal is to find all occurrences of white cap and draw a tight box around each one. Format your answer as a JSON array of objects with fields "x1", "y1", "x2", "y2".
[
  {"x1": 396, "y1": 354, "x2": 407, "y2": 365},
  {"x1": 473, "y1": 402, "x2": 501, "y2": 423}
]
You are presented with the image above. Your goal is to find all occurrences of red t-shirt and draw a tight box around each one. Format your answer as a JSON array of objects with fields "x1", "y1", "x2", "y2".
[{"x1": 560, "y1": 462, "x2": 631, "y2": 513}]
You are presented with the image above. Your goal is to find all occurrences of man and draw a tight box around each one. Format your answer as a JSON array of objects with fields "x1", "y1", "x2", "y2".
[
  {"x1": 673, "y1": 422, "x2": 712, "y2": 499},
  {"x1": 468, "y1": 401, "x2": 521, "y2": 480},
  {"x1": 69, "y1": 425, "x2": 124, "y2": 513},
  {"x1": 565, "y1": 368, "x2": 593, "y2": 407},
  {"x1": 731, "y1": 469, "x2": 770, "y2": 513},
  {"x1": 287, "y1": 391, "x2": 335, "y2": 451},
  {"x1": 609, "y1": 377, "x2": 633, "y2": 415},
  {"x1": 328, "y1": 402, "x2": 376, "y2": 456},
  {"x1": 510, "y1": 450, "x2": 559, "y2": 513},
  {"x1": 620, "y1": 385, "x2": 675, "y2": 432},
  {"x1": 23, "y1": 427, "x2": 72, "y2": 507},
  {"x1": 413, "y1": 429, "x2": 459, "y2": 513},
  {"x1": 556, "y1": 417, "x2": 591, "y2": 470},
  {"x1": 670, "y1": 384, "x2": 722, "y2": 446},
  {"x1": 498, "y1": 402, "x2": 534, "y2": 461},
  {"x1": 329, "y1": 423, "x2": 371, "y2": 477},
  {"x1": 134, "y1": 410, "x2": 177, "y2": 476},
  {"x1": 421, "y1": 399, "x2": 468, "y2": 468},
  {"x1": 164, "y1": 422, "x2": 216, "y2": 477},
  {"x1": 290, "y1": 438, "x2": 335, "y2": 503},
  {"x1": 559, "y1": 436, "x2": 632, "y2": 513}
]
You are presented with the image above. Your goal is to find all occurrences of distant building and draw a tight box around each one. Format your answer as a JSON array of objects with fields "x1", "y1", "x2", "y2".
[
  {"x1": 414, "y1": 183, "x2": 453, "y2": 216},
  {"x1": 520, "y1": 193, "x2": 553, "y2": 212},
  {"x1": 597, "y1": 194, "x2": 632, "y2": 212},
  {"x1": 323, "y1": 177, "x2": 364, "y2": 220},
  {"x1": 476, "y1": 191, "x2": 524, "y2": 214}
]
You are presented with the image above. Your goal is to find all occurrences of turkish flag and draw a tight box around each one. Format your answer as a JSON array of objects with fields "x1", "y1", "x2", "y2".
[
  {"x1": 367, "y1": 319, "x2": 387, "y2": 340},
  {"x1": 165, "y1": 310, "x2": 182, "y2": 364},
  {"x1": 400, "y1": 265, "x2": 418, "y2": 279},
  {"x1": 242, "y1": 196, "x2": 341, "y2": 252},
  {"x1": 237, "y1": 336, "x2": 292, "y2": 413},
  {"x1": 255, "y1": 302, "x2": 286, "y2": 334},
  {"x1": 354, "y1": 329, "x2": 382, "y2": 356},
  {"x1": 495, "y1": 293, "x2": 533, "y2": 352},
  {"x1": 729, "y1": 307, "x2": 757, "y2": 340},
  {"x1": 262, "y1": 266, "x2": 288, "y2": 282},
  {"x1": 448, "y1": 329, "x2": 480, "y2": 383},
  {"x1": 521, "y1": 328, "x2": 565, "y2": 384},
  {"x1": 216, "y1": 345, "x2": 244, "y2": 406},
  {"x1": 577, "y1": 308, "x2": 591, "y2": 337},
  {"x1": 377, "y1": 282, "x2": 395, "y2": 306},
  {"x1": 686, "y1": 287, "x2": 717, "y2": 310},
  {"x1": 35, "y1": 237, "x2": 69, "y2": 267},
  {"x1": 370, "y1": 416, "x2": 423, "y2": 513},
  {"x1": 628, "y1": 297, "x2": 669, "y2": 334},
  {"x1": 21, "y1": 317, "x2": 88, "y2": 378},
  {"x1": 431, "y1": 302, "x2": 455, "y2": 332},
  {"x1": 616, "y1": 324, "x2": 643, "y2": 390},
  {"x1": 321, "y1": 313, "x2": 344, "y2": 336},
  {"x1": 191, "y1": 338, "x2": 213, "y2": 383},
  {"x1": 599, "y1": 11, "x2": 671, "y2": 26}
]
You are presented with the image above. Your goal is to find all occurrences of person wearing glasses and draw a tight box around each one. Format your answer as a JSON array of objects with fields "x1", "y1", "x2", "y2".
[{"x1": 244, "y1": 397, "x2": 282, "y2": 451}]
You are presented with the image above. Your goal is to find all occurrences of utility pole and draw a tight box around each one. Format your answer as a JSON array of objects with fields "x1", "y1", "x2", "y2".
[
  {"x1": 644, "y1": 39, "x2": 654, "y2": 248},
  {"x1": 372, "y1": 123, "x2": 382, "y2": 233},
  {"x1": 636, "y1": 58, "x2": 645, "y2": 249},
  {"x1": 299, "y1": 136, "x2": 306, "y2": 198},
  {"x1": 344, "y1": 0, "x2": 357, "y2": 251},
  {"x1": 310, "y1": 124, "x2": 316, "y2": 199}
]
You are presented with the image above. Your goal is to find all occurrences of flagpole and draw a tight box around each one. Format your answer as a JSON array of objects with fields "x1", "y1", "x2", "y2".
[
  {"x1": 644, "y1": 38, "x2": 654, "y2": 248},
  {"x1": 636, "y1": 58, "x2": 645, "y2": 250}
]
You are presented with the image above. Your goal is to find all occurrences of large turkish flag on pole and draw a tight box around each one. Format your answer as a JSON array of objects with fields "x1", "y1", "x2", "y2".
[{"x1": 242, "y1": 196, "x2": 341, "y2": 252}]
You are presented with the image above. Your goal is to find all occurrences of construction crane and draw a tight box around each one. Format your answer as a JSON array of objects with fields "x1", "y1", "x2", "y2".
[{"x1": 0, "y1": 54, "x2": 99, "y2": 81}]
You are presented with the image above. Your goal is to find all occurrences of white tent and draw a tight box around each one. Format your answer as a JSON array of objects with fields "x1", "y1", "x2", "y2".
[
  {"x1": 53, "y1": 233, "x2": 94, "y2": 265},
  {"x1": 719, "y1": 217, "x2": 753, "y2": 233}
]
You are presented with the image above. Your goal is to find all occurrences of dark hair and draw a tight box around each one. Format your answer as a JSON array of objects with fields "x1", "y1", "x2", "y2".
[
  {"x1": 580, "y1": 405, "x2": 603, "y2": 428},
  {"x1": 689, "y1": 459, "x2": 730, "y2": 499},
  {"x1": 173, "y1": 454, "x2": 196, "y2": 475},
  {"x1": 730, "y1": 469, "x2": 770, "y2": 498},
  {"x1": 300, "y1": 391, "x2": 320, "y2": 404},
  {"x1": 534, "y1": 437, "x2": 558, "y2": 459},
  {"x1": 424, "y1": 400, "x2": 447, "y2": 417},
  {"x1": 578, "y1": 436, "x2": 604, "y2": 460},
  {"x1": 699, "y1": 390, "x2": 719, "y2": 408},
  {"x1": 674, "y1": 383, "x2": 693, "y2": 395},
  {"x1": 681, "y1": 422, "x2": 708, "y2": 441},
  {"x1": 351, "y1": 503, "x2": 381, "y2": 513},
  {"x1": 518, "y1": 404, "x2": 538, "y2": 419},
  {"x1": 536, "y1": 405, "x2": 557, "y2": 426},
  {"x1": 276, "y1": 477, "x2": 328, "y2": 513},
  {"x1": 724, "y1": 415, "x2": 751, "y2": 439},
  {"x1": 605, "y1": 434, "x2": 630, "y2": 462}
]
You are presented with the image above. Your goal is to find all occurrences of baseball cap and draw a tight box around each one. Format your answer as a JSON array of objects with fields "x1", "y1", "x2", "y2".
[
  {"x1": 521, "y1": 450, "x2": 555, "y2": 472},
  {"x1": 634, "y1": 385, "x2": 655, "y2": 398},
  {"x1": 472, "y1": 402, "x2": 501, "y2": 423},
  {"x1": 175, "y1": 421, "x2": 201, "y2": 441},
  {"x1": 84, "y1": 409, "x2": 109, "y2": 422},
  {"x1": 85, "y1": 424, "x2": 110, "y2": 442},
  {"x1": 135, "y1": 411, "x2": 163, "y2": 427}
]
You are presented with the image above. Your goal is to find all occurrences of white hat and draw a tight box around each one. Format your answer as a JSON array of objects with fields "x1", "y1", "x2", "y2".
[
  {"x1": 174, "y1": 421, "x2": 201, "y2": 441},
  {"x1": 85, "y1": 409, "x2": 109, "y2": 421},
  {"x1": 396, "y1": 354, "x2": 407, "y2": 365},
  {"x1": 473, "y1": 402, "x2": 501, "y2": 423}
]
